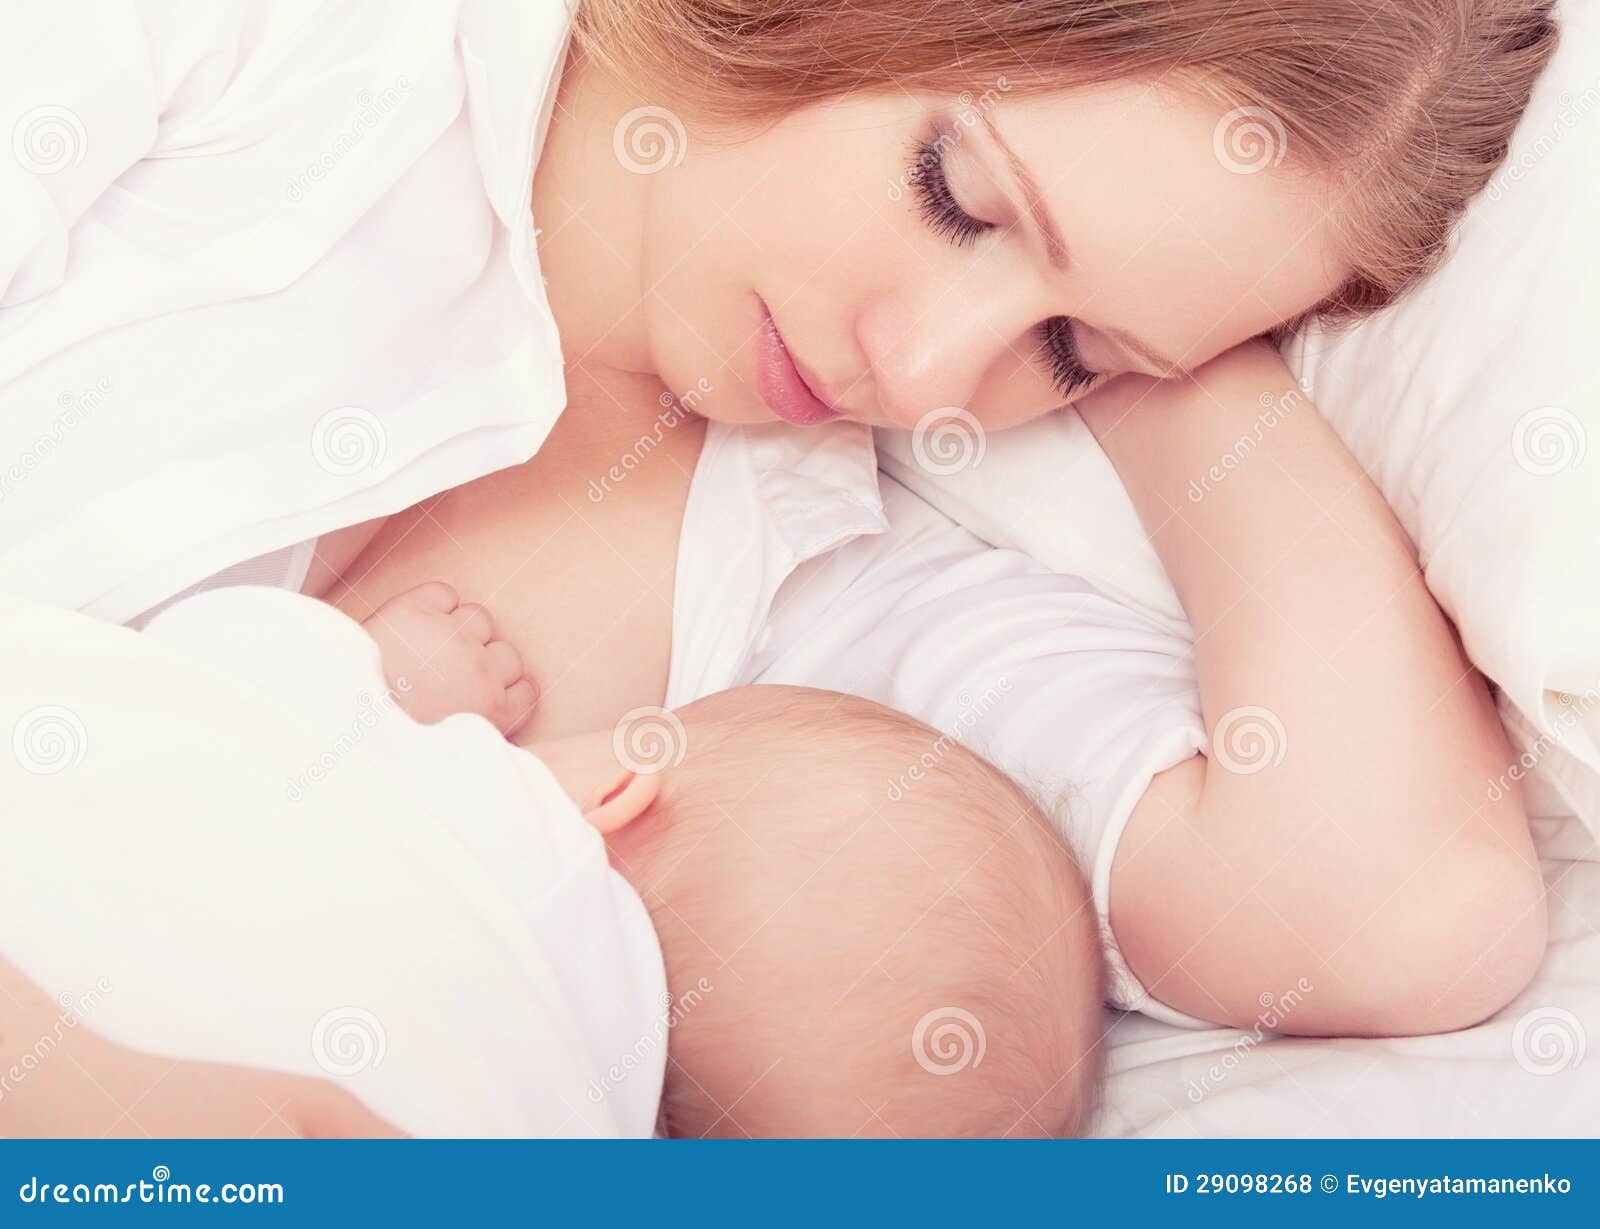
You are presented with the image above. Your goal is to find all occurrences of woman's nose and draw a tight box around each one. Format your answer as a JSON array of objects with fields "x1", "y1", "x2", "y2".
[{"x1": 854, "y1": 286, "x2": 1047, "y2": 428}]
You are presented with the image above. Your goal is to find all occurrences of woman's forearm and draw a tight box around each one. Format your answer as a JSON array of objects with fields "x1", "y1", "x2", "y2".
[
  {"x1": 1083, "y1": 343, "x2": 1503, "y2": 780},
  {"x1": 1077, "y1": 344, "x2": 1545, "y2": 1034}
]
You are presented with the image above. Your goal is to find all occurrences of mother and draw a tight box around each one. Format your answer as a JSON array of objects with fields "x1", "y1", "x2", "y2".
[
  {"x1": 0, "y1": 0, "x2": 1558, "y2": 1132},
  {"x1": 0, "y1": 0, "x2": 1555, "y2": 615},
  {"x1": 543, "y1": 0, "x2": 1552, "y2": 429}
]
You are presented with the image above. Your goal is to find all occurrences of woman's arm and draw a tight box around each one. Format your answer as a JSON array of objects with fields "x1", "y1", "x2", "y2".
[
  {"x1": 1076, "y1": 342, "x2": 1546, "y2": 1036},
  {"x1": 0, "y1": 958, "x2": 402, "y2": 1137}
]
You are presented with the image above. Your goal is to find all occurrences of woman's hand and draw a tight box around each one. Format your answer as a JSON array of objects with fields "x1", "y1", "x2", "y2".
[{"x1": 1, "y1": 958, "x2": 403, "y2": 1138}]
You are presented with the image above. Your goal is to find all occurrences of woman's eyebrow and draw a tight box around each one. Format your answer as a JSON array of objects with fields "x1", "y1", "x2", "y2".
[{"x1": 978, "y1": 111, "x2": 1071, "y2": 272}]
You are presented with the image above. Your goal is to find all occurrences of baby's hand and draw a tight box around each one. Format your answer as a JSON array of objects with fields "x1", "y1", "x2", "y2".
[{"x1": 360, "y1": 582, "x2": 537, "y2": 737}]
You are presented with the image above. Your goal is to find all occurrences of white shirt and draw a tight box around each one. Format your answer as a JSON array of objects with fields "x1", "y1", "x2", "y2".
[
  {"x1": 0, "y1": 585, "x2": 667, "y2": 1136},
  {"x1": 668, "y1": 422, "x2": 1209, "y2": 1026},
  {"x1": 0, "y1": 0, "x2": 571, "y2": 623}
]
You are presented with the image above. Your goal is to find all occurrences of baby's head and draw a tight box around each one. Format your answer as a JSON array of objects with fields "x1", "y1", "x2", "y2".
[{"x1": 538, "y1": 685, "x2": 1103, "y2": 1137}]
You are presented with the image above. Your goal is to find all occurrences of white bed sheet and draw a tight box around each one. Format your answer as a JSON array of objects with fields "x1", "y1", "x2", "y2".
[{"x1": 1093, "y1": 804, "x2": 1599, "y2": 1136}]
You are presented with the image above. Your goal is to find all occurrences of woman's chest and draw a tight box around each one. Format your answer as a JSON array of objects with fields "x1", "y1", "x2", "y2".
[{"x1": 336, "y1": 395, "x2": 706, "y2": 744}]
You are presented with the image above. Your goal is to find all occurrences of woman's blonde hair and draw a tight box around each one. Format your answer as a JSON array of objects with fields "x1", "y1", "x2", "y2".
[{"x1": 573, "y1": 0, "x2": 1558, "y2": 321}]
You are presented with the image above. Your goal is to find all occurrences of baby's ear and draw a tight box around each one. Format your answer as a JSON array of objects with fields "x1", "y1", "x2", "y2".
[
  {"x1": 581, "y1": 766, "x2": 661, "y2": 834},
  {"x1": 532, "y1": 730, "x2": 665, "y2": 833}
]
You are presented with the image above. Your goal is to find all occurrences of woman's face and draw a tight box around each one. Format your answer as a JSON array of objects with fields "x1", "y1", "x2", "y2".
[{"x1": 636, "y1": 81, "x2": 1350, "y2": 429}]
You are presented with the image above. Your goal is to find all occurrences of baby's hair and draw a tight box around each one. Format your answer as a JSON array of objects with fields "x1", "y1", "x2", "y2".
[{"x1": 610, "y1": 686, "x2": 1105, "y2": 1137}]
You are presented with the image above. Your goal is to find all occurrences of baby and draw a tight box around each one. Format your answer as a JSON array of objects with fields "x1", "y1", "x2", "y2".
[
  {"x1": 565, "y1": 683, "x2": 1103, "y2": 1137},
  {"x1": 1, "y1": 586, "x2": 1101, "y2": 1137}
]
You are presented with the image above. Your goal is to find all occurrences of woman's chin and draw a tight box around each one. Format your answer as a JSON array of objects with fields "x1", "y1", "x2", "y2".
[{"x1": 676, "y1": 395, "x2": 778, "y2": 426}]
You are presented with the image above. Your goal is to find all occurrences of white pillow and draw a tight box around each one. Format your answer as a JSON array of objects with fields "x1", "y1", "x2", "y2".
[{"x1": 877, "y1": 0, "x2": 1600, "y2": 828}]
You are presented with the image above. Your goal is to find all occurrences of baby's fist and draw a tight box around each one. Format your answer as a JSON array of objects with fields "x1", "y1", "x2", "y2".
[{"x1": 360, "y1": 582, "x2": 537, "y2": 737}]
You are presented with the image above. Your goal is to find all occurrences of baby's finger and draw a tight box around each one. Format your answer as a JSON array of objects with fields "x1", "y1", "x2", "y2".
[
  {"x1": 486, "y1": 638, "x2": 525, "y2": 686},
  {"x1": 503, "y1": 678, "x2": 539, "y2": 737},
  {"x1": 453, "y1": 602, "x2": 494, "y2": 644},
  {"x1": 408, "y1": 581, "x2": 459, "y2": 612}
]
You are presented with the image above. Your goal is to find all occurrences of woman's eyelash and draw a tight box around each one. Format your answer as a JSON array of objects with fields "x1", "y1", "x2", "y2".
[
  {"x1": 1037, "y1": 316, "x2": 1100, "y2": 399},
  {"x1": 908, "y1": 139, "x2": 993, "y2": 248},
  {"x1": 903, "y1": 138, "x2": 1096, "y2": 399}
]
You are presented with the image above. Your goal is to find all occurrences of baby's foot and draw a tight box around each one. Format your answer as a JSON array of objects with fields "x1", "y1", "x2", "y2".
[{"x1": 360, "y1": 581, "x2": 537, "y2": 737}]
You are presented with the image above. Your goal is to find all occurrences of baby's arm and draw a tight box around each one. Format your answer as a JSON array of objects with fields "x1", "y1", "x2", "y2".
[
  {"x1": 0, "y1": 957, "x2": 401, "y2": 1137},
  {"x1": 1076, "y1": 342, "x2": 1545, "y2": 1036}
]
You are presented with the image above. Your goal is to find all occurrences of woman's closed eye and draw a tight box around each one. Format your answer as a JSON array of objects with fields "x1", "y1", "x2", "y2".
[
  {"x1": 1036, "y1": 316, "x2": 1101, "y2": 399},
  {"x1": 907, "y1": 137, "x2": 1103, "y2": 400},
  {"x1": 907, "y1": 134, "x2": 994, "y2": 248}
]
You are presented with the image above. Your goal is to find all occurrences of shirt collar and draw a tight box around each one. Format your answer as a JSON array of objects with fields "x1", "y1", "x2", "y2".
[
  {"x1": 733, "y1": 420, "x2": 889, "y2": 558},
  {"x1": 664, "y1": 420, "x2": 888, "y2": 706}
]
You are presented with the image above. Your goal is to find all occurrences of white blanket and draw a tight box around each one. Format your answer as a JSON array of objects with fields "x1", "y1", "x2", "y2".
[{"x1": 0, "y1": 588, "x2": 666, "y2": 1137}]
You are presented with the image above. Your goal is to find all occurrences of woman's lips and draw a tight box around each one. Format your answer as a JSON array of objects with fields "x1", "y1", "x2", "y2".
[{"x1": 756, "y1": 301, "x2": 842, "y2": 426}]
